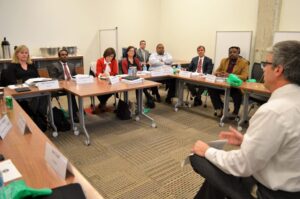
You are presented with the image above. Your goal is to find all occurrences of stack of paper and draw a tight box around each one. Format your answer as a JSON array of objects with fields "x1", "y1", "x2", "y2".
[
  {"x1": 121, "y1": 78, "x2": 144, "y2": 84},
  {"x1": 0, "y1": 159, "x2": 22, "y2": 183}
]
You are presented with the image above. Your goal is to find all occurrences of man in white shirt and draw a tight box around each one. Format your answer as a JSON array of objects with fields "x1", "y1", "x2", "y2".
[
  {"x1": 149, "y1": 43, "x2": 175, "y2": 104},
  {"x1": 190, "y1": 40, "x2": 300, "y2": 199}
]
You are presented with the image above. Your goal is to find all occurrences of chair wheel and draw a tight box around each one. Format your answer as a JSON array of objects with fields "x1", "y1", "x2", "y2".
[
  {"x1": 52, "y1": 131, "x2": 58, "y2": 137},
  {"x1": 204, "y1": 104, "x2": 207, "y2": 108},
  {"x1": 219, "y1": 122, "x2": 224, "y2": 127},
  {"x1": 151, "y1": 123, "x2": 157, "y2": 128}
]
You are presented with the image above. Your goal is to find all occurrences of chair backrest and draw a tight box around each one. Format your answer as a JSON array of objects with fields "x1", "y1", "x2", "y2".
[
  {"x1": 89, "y1": 61, "x2": 97, "y2": 77},
  {"x1": 38, "y1": 68, "x2": 50, "y2": 78},
  {"x1": 251, "y1": 62, "x2": 264, "y2": 83},
  {"x1": 118, "y1": 59, "x2": 123, "y2": 74},
  {"x1": 75, "y1": 66, "x2": 84, "y2": 74}
]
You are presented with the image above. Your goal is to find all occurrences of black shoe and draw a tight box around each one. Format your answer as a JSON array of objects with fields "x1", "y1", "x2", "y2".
[
  {"x1": 156, "y1": 94, "x2": 161, "y2": 102},
  {"x1": 73, "y1": 116, "x2": 79, "y2": 123},
  {"x1": 193, "y1": 97, "x2": 202, "y2": 106},
  {"x1": 214, "y1": 109, "x2": 223, "y2": 117},
  {"x1": 165, "y1": 97, "x2": 172, "y2": 104}
]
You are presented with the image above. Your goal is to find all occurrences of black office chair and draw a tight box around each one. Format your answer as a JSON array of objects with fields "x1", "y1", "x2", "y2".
[{"x1": 248, "y1": 62, "x2": 269, "y2": 114}]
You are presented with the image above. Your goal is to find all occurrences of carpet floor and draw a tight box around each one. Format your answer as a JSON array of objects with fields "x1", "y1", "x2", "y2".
[{"x1": 49, "y1": 89, "x2": 248, "y2": 199}]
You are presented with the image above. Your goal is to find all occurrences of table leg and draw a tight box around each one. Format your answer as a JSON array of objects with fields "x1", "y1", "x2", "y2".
[
  {"x1": 238, "y1": 92, "x2": 249, "y2": 131},
  {"x1": 220, "y1": 88, "x2": 230, "y2": 126},
  {"x1": 174, "y1": 79, "x2": 184, "y2": 112},
  {"x1": 78, "y1": 97, "x2": 90, "y2": 145},
  {"x1": 136, "y1": 89, "x2": 157, "y2": 128},
  {"x1": 67, "y1": 93, "x2": 79, "y2": 136},
  {"x1": 48, "y1": 94, "x2": 58, "y2": 137}
]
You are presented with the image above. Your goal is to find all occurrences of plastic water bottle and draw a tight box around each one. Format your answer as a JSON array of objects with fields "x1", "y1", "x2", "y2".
[
  {"x1": 143, "y1": 64, "x2": 147, "y2": 71},
  {"x1": 177, "y1": 64, "x2": 181, "y2": 70}
]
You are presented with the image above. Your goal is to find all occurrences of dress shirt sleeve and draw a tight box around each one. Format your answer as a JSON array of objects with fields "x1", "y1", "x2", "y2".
[
  {"x1": 163, "y1": 53, "x2": 173, "y2": 65},
  {"x1": 149, "y1": 54, "x2": 163, "y2": 66},
  {"x1": 205, "y1": 108, "x2": 286, "y2": 177}
]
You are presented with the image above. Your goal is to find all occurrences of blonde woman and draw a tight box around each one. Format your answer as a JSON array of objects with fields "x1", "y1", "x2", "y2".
[{"x1": 4, "y1": 45, "x2": 48, "y2": 131}]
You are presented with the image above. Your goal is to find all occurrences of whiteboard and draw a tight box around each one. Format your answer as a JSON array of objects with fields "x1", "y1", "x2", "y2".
[
  {"x1": 214, "y1": 31, "x2": 252, "y2": 70},
  {"x1": 273, "y1": 31, "x2": 300, "y2": 44},
  {"x1": 98, "y1": 27, "x2": 118, "y2": 58}
]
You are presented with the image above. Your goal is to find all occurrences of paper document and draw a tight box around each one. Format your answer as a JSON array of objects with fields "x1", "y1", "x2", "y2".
[{"x1": 0, "y1": 159, "x2": 22, "y2": 183}]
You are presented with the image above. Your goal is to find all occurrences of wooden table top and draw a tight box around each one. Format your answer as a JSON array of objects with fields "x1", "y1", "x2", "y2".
[
  {"x1": 240, "y1": 82, "x2": 271, "y2": 95},
  {"x1": 172, "y1": 74, "x2": 231, "y2": 88},
  {"x1": 61, "y1": 78, "x2": 161, "y2": 97},
  {"x1": 0, "y1": 97, "x2": 102, "y2": 198}
]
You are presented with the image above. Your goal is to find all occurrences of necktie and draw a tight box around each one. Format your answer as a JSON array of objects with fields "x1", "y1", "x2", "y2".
[
  {"x1": 63, "y1": 63, "x2": 71, "y2": 80},
  {"x1": 197, "y1": 58, "x2": 202, "y2": 73}
]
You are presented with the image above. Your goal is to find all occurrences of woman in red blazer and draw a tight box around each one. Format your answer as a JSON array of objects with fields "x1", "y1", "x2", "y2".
[{"x1": 96, "y1": 47, "x2": 118, "y2": 111}]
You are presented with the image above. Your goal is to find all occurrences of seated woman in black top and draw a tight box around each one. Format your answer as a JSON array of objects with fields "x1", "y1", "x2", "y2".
[
  {"x1": 121, "y1": 46, "x2": 155, "y2": 108},
  {"x1": 4, "y1": 45, "x2": 48, "y2": 131}
]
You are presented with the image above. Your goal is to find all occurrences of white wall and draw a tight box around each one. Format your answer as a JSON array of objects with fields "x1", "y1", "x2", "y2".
[
  {"x1": 159, "y1": 0, "x2": 259, "y2": 65},
  {"x1": 279, "y1": 0, "x2": 300, "y2": 31},
  {"x1": 0, "y1": 0, "x2": 161, "y2": 72}
]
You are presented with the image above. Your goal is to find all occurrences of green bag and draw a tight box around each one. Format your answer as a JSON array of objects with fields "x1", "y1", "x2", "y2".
[
  {"x1": 226, "y1": 74, "x2": 243, "y2": 87},
  {"x1": 246, "y1": 79, "x2": 257, "y2": 83},
  {"x1": 0, "y1": 180, "x2": 52, "y2": 199}
]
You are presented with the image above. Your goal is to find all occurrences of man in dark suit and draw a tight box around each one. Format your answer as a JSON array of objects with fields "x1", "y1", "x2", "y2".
[
  {"x1": 187, "y1": 45, "x2": 213, "y2": 106},
  {"x1": 136, "y1": 40, "x2": 150, "y2": 66},
  {"x1": 47, "y1": 49, "x2": 79, "y2": 123}
]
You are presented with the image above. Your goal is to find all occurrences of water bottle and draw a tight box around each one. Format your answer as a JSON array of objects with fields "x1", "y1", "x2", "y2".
[
  {"x1": 0, "y1": 92, "x2": 7, "y2": 115},
  {"x1": 143, "y1": 64, "x2": 147, "y2": 71},
  {"x1": 177, "y1": 64, "x2": 181, "y2": 70}
]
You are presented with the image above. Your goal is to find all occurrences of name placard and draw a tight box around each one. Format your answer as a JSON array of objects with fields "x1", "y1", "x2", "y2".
[
  {"x1": 179, "y1": 71, "x2": 191, "y2": 78},
  {"x1": 75, "y1": 76, "x2": 94, "y2": 84},
  {"x1": 17, "y1": 114, "x2": 30, "y2": 135},
  {"x1": 36, "y1": 80, "x2": 59, "y2": 90},
  {"x1": 109, "y1": 76, "x2": 120, "y2": 85},
  {"x1": 0, "y1": 115, "x2": 12, "y2": 139},
  {"x1": 44, "y1": 142, "x2": 68, "y2": 179},
  {"x1": 205, "y1": 74, "x2": 217, "y2": 82}
]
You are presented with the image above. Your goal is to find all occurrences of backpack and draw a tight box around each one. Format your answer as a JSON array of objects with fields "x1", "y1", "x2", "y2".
[
  {"x1": 52, "y1": 106, "x2": 71, "y2": 132},
  {"x1": 115, "y1": 99, "x2": 131, "y2": 120}
]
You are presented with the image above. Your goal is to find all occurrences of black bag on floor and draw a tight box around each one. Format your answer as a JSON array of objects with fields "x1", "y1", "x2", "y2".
[
  {"x1": 52, "y1": 106, "x2": 71, "y2": 132},
  {"x1": 146, "y1": 97, "x2": 155, "y2": 109},
  {"x1": 116, "y1": 99, "x2": 131, "y2": 120}
]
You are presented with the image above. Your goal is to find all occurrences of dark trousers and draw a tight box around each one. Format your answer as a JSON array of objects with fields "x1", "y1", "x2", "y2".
[
  {"x1": 152, "y1": 79, "x2": 176, "y2": 99},
  {"x1": 190, "y1": 154, "x2": 300, "y2": 199},
  {"x1": 187, "y1": 84, "x2": 205, "y2": 98},
  {"x1": 97, "y1": 94, "x2": 113, "y2": 105},
  {"x1": 71, "y1": 94, "x2": 79, "y2": 116},
  {"x1": 190, "y1": 154, "x2": 255, "y2": 199},
  {"x1": 208, "y1": 87, "x2": 243, "y2": 114}
]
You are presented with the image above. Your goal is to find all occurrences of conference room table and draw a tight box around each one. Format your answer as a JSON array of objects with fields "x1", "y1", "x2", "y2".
[
  {"x1": 61, "y1": 78, "x2": 161, "y2": 145},
  {"x1": 0, "y1": 98, "x2": 102, "y2": 198},
  {"x1": 238, "y1": 82, "x2": 271, "y2": 131},
  {"x1": 4, "y1": 85, "x2": 65, "y2": 138},
  {"x1": 171, "y1": 74, "x2": 231, "y2": 126}
]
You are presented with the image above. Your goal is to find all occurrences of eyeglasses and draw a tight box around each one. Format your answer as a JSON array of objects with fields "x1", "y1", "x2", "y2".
[{"x1": 261, "y1": 61, "x2": 273, "y2": 69}]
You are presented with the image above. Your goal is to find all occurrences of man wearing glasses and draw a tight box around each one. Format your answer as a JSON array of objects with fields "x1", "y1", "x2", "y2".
[{"x1": 190, "y1": 40, "x2": 300, "y2": 199}]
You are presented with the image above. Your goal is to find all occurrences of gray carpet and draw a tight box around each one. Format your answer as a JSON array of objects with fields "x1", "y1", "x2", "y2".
[{"x1": 49, "y1": 89, "x2": 245, "y2": 199}]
